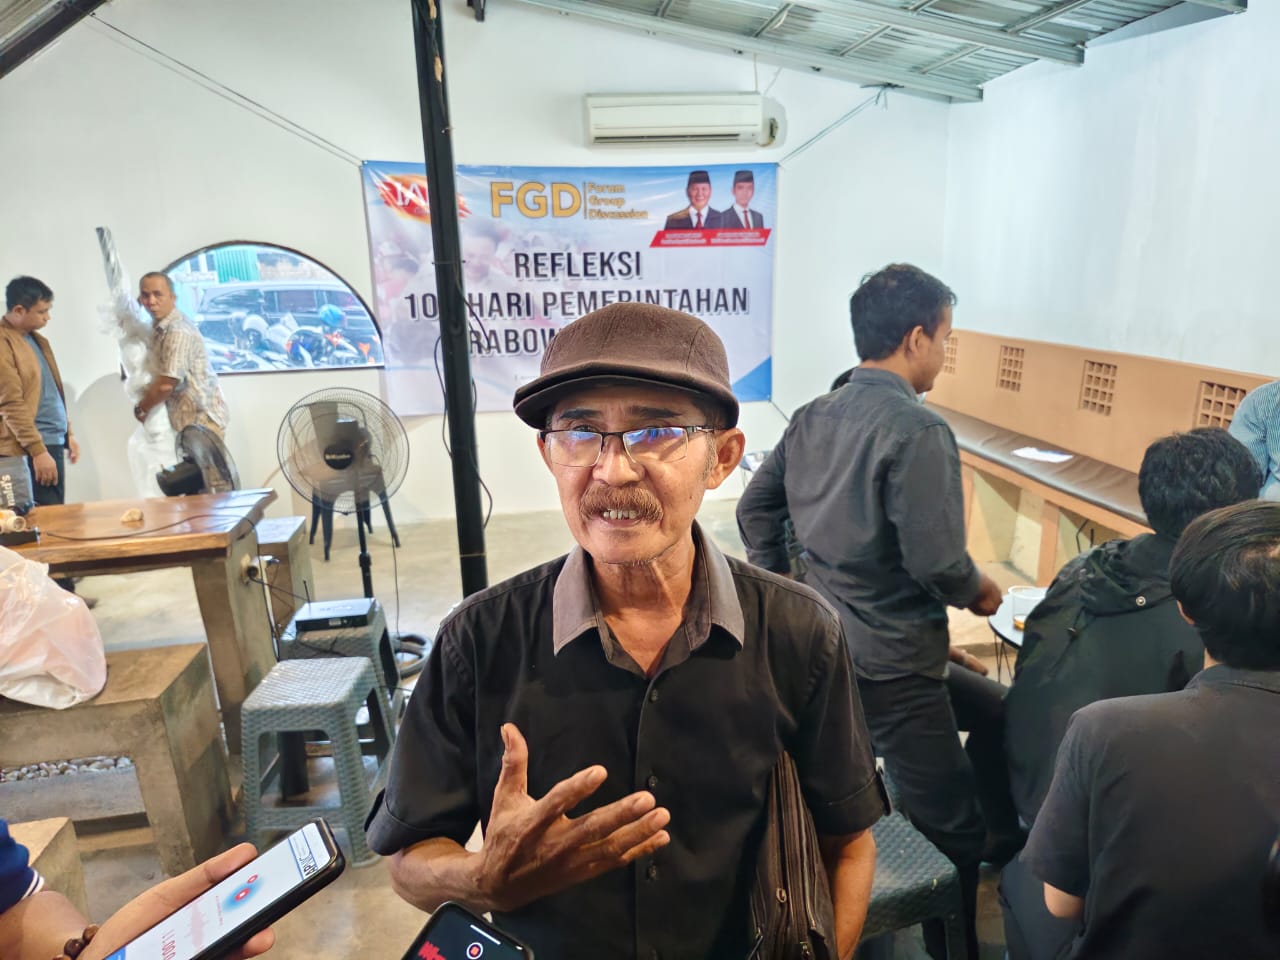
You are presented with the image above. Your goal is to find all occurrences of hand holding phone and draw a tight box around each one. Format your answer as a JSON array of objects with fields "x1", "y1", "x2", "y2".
[
  {"x1": 401, "y1": 902, "x2": 533, "y2": 960},
  {"x1": 94, "y1": 820, "x2": 344, "y2": 960},
  {"x1": 82, "y1": 845, "x2": 275, "y2": 960}
]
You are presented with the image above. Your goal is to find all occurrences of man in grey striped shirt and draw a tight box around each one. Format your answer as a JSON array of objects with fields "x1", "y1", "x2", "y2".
[{"x1": 133, "y1": 272, "x2": 229, "y2": 437}]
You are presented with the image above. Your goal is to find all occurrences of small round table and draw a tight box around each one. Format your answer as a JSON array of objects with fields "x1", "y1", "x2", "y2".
[{"x1": 988, "y1": 604, "x2": 1024, "y2": 680}]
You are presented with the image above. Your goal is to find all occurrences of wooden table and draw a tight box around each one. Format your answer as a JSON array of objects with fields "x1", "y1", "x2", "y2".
[{"x1": 14, "y1": 489, "x2": 277, "y2": 752}]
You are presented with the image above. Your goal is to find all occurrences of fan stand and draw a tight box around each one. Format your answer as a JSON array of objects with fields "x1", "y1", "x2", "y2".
[
  {"x1": 355, "y1": 504, "x2": 376, "y2": 600},
  {"x1": 353, "y1": 495, "x2": 428, "y2": 681}
]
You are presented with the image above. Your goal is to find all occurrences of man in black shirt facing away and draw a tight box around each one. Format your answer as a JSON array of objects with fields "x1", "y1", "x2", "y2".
[
  {"x1": 1019, "y1": 500, "x2": 1280, "y2": 960},
  {"x1": 367, "y1": 303, "x2": 888, "y2": 960},
  {"x1": 998, "y1": 427, "x2": 1260, "y2": 959},
  {"x1": 736, "y1": 264, "x2": 1003, "y2": 959}
]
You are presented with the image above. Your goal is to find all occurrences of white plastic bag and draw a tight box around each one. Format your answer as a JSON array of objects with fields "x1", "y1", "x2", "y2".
[
  {"x1": 128, "y1": 411, "x2": 177, "y2": 498},
  {"x1": 0, "y1": 545, "x2": 106, "y2": 708}
]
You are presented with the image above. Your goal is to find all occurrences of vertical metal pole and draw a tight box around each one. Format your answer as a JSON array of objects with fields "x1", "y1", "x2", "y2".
[{"x1": 410, "y1": 0, "x2": 489, "y2": 595}]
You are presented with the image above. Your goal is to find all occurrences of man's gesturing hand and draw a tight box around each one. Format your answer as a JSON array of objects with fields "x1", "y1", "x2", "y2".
[{"x1": 473, "y1": 723, "x2": 671, "y2": 913}]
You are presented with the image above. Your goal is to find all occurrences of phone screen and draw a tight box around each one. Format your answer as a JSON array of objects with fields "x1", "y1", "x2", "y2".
[
  {"x1": 103, "y1": 822, "x2": 334, "y2": 960},
  {"x1": 410, "y1": 904, "x2": 529, "y2": 960}
]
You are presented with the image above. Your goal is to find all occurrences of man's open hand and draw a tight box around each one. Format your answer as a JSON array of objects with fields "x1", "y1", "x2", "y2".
[{"x1": 474, "y1": 723, "x2": 671, "y2": 913}]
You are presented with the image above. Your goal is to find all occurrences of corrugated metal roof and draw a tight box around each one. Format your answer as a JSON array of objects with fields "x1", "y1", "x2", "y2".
[
  {"x1": 0, "y1": 0, "x2": 106, "y2": 78},
  {"x1": 510, "y1": 0, "x2": 1248, "y2": 101},
  {"x1": 0, "y1": 0, "x2": 1249, "y2": 100}
]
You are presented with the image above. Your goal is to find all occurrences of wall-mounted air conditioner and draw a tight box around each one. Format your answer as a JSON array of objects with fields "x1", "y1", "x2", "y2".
[{"x1": 585, "y1": 93, "x2": 777, "y2": 146}]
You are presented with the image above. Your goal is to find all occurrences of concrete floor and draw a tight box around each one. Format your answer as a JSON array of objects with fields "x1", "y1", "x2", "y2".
[{"x1": 62, "y1": 497, "x2": 1021, "y2": 959}]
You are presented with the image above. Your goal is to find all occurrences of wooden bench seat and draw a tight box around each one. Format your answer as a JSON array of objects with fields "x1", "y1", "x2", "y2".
[
  {"x1": 934, "y1": 405, "x2": 1146, "y2": 528},
  {"x1": 0, "y1": 644, "x2": 232, "y2": 877},
  {"x1": 917, "y1": 332, "x2": 1272, "y2": 585},
  {"x1": 930, "y1": 404, "x2": 1153, "y2": 582}
]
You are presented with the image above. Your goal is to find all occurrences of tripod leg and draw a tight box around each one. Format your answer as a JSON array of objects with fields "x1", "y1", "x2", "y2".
[
  {"x1": 309, "y1": 498, "x2": 321, "y2": 545},
  {"x1": 321, "y1": 504, "x2": 334, "y2": 561},
  {"x1": 381, "y1": 497, "x2": 401, "y2": 548}
]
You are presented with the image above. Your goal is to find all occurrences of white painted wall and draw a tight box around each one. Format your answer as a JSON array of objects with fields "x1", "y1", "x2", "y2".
[
  {"x1": 943, "y1": 5, "x2": 1279, "y2": 375},
  {"x1": 0, "y1": 0, "x2": 950, "y2": 518}
]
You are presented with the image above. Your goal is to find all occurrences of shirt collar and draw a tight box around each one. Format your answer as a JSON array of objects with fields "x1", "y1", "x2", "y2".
[
  {"x1": 552, "y1": 521, "x2": 745, "y2": 656},
  {"x1": 1190, "y1": 664, "x2": 1280, "y2": 696},
  {"x1": 156, "y1": 308, "x2": 183, "y2": 329},
  {"x1": 688, "y1": 205, "x2": 709, "y2": 221},
  {"x1": 849, "y1": 365, "x2": 918, "y2": 401}
]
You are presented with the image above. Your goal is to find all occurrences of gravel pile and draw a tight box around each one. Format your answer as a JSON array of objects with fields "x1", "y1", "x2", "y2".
[{"x1": 1, "y1": 756, "x2": 133, "y2": 782}]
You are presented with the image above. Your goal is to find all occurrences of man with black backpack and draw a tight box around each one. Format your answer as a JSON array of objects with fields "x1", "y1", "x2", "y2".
[{"x1": 1000, "y1": 427, "x2": 1261, "y2": 959}]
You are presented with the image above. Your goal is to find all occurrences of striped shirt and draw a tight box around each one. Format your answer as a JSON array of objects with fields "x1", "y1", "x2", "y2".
[
  {"x1": 1228, "y1": 381, "x2": 1280, "y2": 501},
  {"x1": 151, "y1": 309, "x2": 229, "y2": 436}
]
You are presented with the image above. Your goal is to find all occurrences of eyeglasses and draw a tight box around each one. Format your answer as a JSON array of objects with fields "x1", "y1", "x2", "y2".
[{"x1": 539, "y1": 425, "x2": 717, "y2": 467}]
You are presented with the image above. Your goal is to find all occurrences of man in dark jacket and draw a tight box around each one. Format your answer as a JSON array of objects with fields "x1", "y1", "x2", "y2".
[{"x1": 999, "y1": 426, "x2": 1260, "y2": 959}]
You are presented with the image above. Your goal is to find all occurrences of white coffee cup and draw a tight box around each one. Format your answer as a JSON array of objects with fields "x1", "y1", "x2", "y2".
[{"x1": 1008, "y1": 585, "x2": 1047, "y2": 630}]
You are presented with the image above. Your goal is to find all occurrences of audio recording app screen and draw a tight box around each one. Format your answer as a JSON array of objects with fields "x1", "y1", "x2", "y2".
[
  {"x1": 414, "y1": 908, "x2": 526, "y2": 960},
  {"x1": 104, "y1": 822, "x2": 330, "y2": 960}
]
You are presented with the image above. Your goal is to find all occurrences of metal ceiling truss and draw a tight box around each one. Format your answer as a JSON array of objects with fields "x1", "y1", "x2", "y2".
[
  {"x1": 514, "y1": 0, "x2": 984, "y2": 100},
  {"x1": 1005, "y1": 0, "x2": 1099, "y2": 34},
  {"x1": 787, "y1": 0, "x2": 1083, "y2": 64},
  {"x1": 1181, "y1": 0, "x2": 1246, "y2": 9},
  {"x1": 0, "y1": 0, "x2": 106, "y2": 80}
]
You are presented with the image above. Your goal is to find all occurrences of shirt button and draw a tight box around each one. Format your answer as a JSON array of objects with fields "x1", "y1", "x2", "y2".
[
  {"x1": 648, "y1": 688, "x2": 659, "y2": 703},
  {"x1": 646, "y1": 774, "x2": 658, "y2": 789},
  {"x1": 646, "y1": 863, "x2": 658, "y2": 881}
]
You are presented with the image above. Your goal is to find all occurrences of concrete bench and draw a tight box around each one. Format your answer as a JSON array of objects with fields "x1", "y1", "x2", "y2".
[
  {"x1": 10, "y1": 818, "x2": 89, "y2": 916},
  {"x1": 256, "y1": 515, "x2": 315, "y2": 634},
  {"x1": 0, "y1": 643, "x2": 233, "y2": 877}
]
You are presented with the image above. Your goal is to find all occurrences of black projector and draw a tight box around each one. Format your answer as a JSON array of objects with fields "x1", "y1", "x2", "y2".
[{"x1": 292, "y1": 598, "x2": 376, "y2": 632}]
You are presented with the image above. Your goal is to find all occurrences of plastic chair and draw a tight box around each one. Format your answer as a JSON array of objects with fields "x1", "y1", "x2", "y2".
[
  {"x1": 859, "y1": 812, "x2": 967, "y2": 959},
  {"x1": 241, "y1": 657, "x2": 394, "y2": 866}
]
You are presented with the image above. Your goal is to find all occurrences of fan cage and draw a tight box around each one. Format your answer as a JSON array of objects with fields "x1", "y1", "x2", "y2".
[{"x1": 277, "y1": 387, "x2": 409, "y2": 515}]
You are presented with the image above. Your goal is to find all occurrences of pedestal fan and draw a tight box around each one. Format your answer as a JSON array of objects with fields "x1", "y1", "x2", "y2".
[{"x1": 277, "y1": 387, "x2": 425, "y2": 673}]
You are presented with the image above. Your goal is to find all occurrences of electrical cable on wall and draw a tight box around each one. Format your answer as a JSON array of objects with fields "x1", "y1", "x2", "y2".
[
  {"x1": 89, "y1": 7, "x2": 499, "y2": 540},
  {"x1": 85, "y1": 14, "x2": 362, "y2": 168},
  {"x1": 780, "y1": 86, "x2": 890, "y2": 166}
]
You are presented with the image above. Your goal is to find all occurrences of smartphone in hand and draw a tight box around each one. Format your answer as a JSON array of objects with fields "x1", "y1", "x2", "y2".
[
  {"x1": 401, "y1": 902, "x2": 534, "y2": 960},
  {"x1": 103, "y1": 818, "x2": 345, "y2": 960}
]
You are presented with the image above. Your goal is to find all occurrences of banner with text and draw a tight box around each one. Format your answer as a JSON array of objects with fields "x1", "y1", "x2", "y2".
[{"x1": 361, "y1": 161, "x2": 777, "y2": 415}]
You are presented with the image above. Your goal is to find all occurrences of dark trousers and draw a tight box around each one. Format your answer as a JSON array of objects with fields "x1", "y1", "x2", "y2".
[
  {"x1": 857, "y1": 673, "x2": 985, "y2": 960},
  {"x1": 28, "y1": 443, "x2": 66, "y2": 507},
  {"x1": 999, "y1": 851, "x2": 1080, "y2": 960},
  {"x1": 28, "y1": 444, "x2": 72, "y2": 592},
  {"x1": 947, "y1": 664, "x2": 1023, "y2": 841}
]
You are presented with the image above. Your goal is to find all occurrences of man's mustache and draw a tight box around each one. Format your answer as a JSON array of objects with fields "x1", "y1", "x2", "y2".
[{"x1": 580, "y1": 485, "x2": 662, "y2": 522}]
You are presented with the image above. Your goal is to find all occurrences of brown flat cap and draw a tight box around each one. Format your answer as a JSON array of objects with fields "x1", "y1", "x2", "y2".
[{"x1": 513, "y1": 303, "x2": 739, "y2": 429}]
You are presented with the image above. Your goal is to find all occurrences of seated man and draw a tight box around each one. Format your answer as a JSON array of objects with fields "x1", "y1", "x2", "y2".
[
  {"x1": 1004, "y1": 427, "x2": 1260, "y2": 828},
  {"x1": 367, "y1": 303, "x2": 888, "y2": 959},
  {"x1": 1017, "y1": 500, "x2": 1280, "y2": 959}
]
